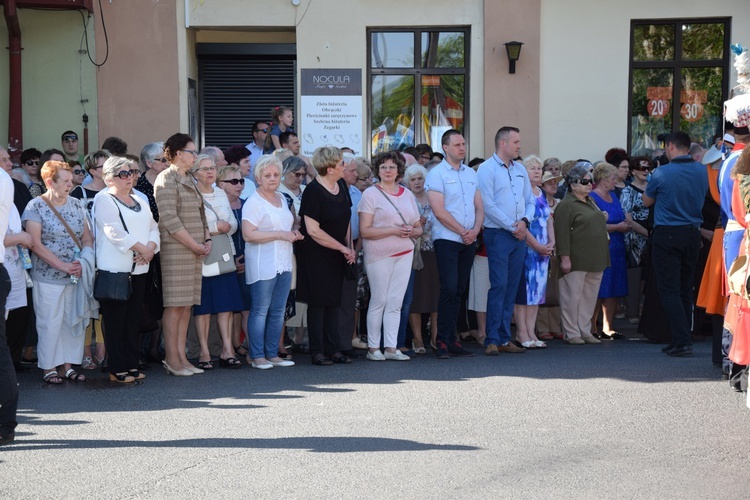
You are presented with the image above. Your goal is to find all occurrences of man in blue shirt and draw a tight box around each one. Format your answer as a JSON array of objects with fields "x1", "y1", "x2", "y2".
[
  {"x1": 246, "y1": 120, "x2": 269, "y2": 169},
  {"x1": 643, "y1": 131, "x2": 708, "y2": 357},
  {"x1": 477, "y1": 127, "x2": 535, "y2": 355},
  {"x1": 426, "y1": 129, "x2": 484, "y2": 359}
]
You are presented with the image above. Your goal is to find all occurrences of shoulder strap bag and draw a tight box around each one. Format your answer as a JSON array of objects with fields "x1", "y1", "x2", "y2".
[
  {"x1": 93, "y1": 195, "x2": 135, "y2": 301},
  {"x1": 201, "y1": 197, "x2": 237, "y2": 277},
  {"x1": 41, "y1": 195, "x2": 82, "y2": 250},
  {"x1": 374, "y1": 185, "x2": 423, "y2": 270}
]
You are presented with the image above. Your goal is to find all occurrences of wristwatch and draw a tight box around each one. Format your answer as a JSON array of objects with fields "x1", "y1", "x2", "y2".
[{"x1": 521, "y1": 217, "x2": 530, "y2": 228}]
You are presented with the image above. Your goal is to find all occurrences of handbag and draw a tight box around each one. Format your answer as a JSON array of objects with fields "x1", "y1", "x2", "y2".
[
  {"x1": 93, "y1": 196, "x2": 135, "y2": 301},
  {"x1": 728, "y1": 236, "x2": 750, "y2": 301},
  {"x1": 374, "y1": 185, "x2": 423, "y2": 270},
  {"x1": 201, "y1": 199, "x2": 237, "y2": 277}
]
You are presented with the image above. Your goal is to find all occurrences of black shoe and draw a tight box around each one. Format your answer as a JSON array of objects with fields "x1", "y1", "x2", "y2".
[
  {"x1": 667, "y1": 345, "x2": 693, "y2": 357},
  {"x1": 661, "y1": 344, "x2": 675, "y2": 353},
  {"x1": 0, "y1": 432, "x2": 15, "y2": 446},
  {"x1": 20, "y1": 356, "x2": 37, "y2": 365},
  {"x1": 434, "y1": 341, "x2": 450, "y2": 359},
  {"x1": 447, "y1": 341, "x2": 475, "y2": 357},
  {"x1": 340, "y1": 349, "x2": 366, "y2": 359}
]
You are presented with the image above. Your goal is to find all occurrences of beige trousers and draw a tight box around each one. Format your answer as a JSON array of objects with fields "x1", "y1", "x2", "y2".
[{"x1": 558, "y1": 270, "x2": 603, "y2": 340}]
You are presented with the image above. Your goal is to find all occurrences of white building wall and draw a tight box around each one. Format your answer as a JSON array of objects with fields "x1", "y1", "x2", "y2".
[
  {"x1": 188, "y1": 0, "x2": 485, "y2": 157},
  {"x1": 540, "y1": 0, "x2": 750, "y2": 162}
]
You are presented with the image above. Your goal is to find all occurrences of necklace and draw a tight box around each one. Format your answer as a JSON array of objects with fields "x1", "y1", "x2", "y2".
[{"x1": 318, "y1": 177, "x2": 339, "y2": 194}]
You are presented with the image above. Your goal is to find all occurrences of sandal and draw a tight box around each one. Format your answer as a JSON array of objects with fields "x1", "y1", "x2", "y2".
[
  {"x1": 329, "y1": 352, "x2": 352, "y2": 364},
  {"x1": 43, "y1": 371, "x2": 63, "y2": 384},
  {"x1": 538, "y1": 333, "x2": 554, "y2": 341},
  {"x1": 311, "y1": 354, "x2": 332, "y2": 366},
  {"x1": 63, "y1": 368, "x2": 86, "y2": 382},
  {"x1": 277, "y1": 350, "x2": 293, "y2": 360},
  {"x1": 234, "y1": 345, "x2": 249, "y2": 357},
  {"x1": 128, "y1": 370, "x2": 146, "y2": 380},
  {"x1": 81, "y1": 356, "x2": 97, "y2": 370},
  {"x1": 550, "y1": 332, "x2": 564, "y2": 340},
  {"x1": 197, "y1": 361, "x2": 214, "y2": 370},
  {"x1": 109, "y1": 373, "x2": 135, "y2": 383},
  {"x1": 219, "y1": 357, "x2": 242, "y2": 369},
  {"x1": 291, "y1": 342, "x2": 310, "y2": 354}
]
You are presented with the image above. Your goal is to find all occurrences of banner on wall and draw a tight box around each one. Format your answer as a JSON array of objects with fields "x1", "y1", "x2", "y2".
[{"x1": 300, "y1": 69, "x2": 363, "y2": 156}]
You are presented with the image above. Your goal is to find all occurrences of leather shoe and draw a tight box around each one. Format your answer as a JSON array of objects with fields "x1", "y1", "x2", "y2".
[
  {"x1": 0, "y1": 432, "x2": 14, "y2": 446},
  {"x1": 498, "y1": 342, "x2": 526, "y2": 353},
  {"x1": 666, "y1": 345, "x2": 693, "y2": 357},
  {"x1": 485, "y1": 344, "x2": 499, "y2": 356}
]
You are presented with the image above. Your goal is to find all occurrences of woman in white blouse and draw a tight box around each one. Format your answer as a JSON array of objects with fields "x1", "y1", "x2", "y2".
[
  {"x1": 242, "y1": 155, "x2": 303, "y2": 370},
  {"x1": 93, "y1": 156, "x2": 160, "y2": 383},
  {"x1": 192, "y1": 155, "x2": 244, "y2": 369}
]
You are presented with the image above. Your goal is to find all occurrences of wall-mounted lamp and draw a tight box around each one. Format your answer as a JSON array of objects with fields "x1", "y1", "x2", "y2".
[
  {"x1": 292, "y1": 0, "x2": 300, "y2": 5},
  {"x1": 504, "y1": 41, "x2": 524, "y2": 74}
]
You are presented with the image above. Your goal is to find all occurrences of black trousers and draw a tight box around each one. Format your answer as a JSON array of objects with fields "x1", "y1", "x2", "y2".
[
  {"x1": 337, "y1": 276, "x2": 357, "y2": 351},
  {"x1": 308, "y1": 305, "x2": 340, "y2": 357},
  {"x1": 99, "y1": 273, "x2": 147, "y2": 374},
  {"x1": 5, "y1": 289, "x2": 30, "y2": 366},
  {"x1": 0, "y1": 265, "x2": 18, "y2": 437},
  {"x1": 650, "y1": 226, "x2": 701, "y2": 349}
]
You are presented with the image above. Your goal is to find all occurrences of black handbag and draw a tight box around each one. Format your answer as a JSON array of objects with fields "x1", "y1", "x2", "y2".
[
  {"x1": 94, "y1": 269, "x2": 132, "y2": 301},
  {"x1": 93, "y1": 195, "x2": 136, "y2": 302}
]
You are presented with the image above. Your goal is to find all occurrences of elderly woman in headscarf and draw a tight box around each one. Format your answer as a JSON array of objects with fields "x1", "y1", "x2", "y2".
[{"x1": 553, "y1": 165, "x2": 610, "y2": 345}]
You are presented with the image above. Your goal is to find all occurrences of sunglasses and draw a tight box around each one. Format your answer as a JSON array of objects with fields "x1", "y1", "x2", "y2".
[
  {"x1": 632, "y1": 165, "x2": 652, "y2": 172},
  {"x1": 152, "y1": 157, "x2": 168, "y2": 164},
  {"x1": 293, "y1": 172, "x2": 306, "y2": 178},
  {"x1": 219, "y1": 178, "x2": 245, "y2": 186},
  {"x1": 114, "y1": 170, "x2": 138, "y2": 179},
  {"x1": 72, "y1": 169, "x2": 85, "y2": 175},
  {"x1": 63, "y1": 136, "x2": 78, "y2": 142},
  {"x1": 258, "y1": 128, "x2": 269, "y2": 133},
  {"x1": 24, "y1": 160, "x2": 39, "y2": 166},
  {"x1": 575, "y1": 178, "x2": 593, "y2": 185}
]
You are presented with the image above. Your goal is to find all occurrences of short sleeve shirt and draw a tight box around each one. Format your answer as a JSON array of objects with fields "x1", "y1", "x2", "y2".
[
  {"x1": 22, "y1": 196, "x2": 87, "y2": 284},
  {"x1": 424, "y1": 160, "x2": 478, "y2": 243}
]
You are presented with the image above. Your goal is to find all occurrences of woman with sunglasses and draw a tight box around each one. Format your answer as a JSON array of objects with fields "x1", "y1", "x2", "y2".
[
  {"x1": 136, "y1": 142, "x2": 168, "y2": 222},
  {"x1": 20, "y1": 148, "x2": 44, "y2": 197},
  {"x1": 154, "y1": 133, "x2": 211, "y2": 377},
  {"x1": 218, "y1": 165, "x2": 253, "y2": 360},
  {"x1": 192, "y1": 155, "x2": 243, "y2": 370},
  {"x1": 553, "y1": 165, "x2": 610, "y2": 345},
  {"x1": 93, "y1": 157, "x2": 160, "y2": 383},
  {"x1": 620, "y1": 156, "x2": 652, "y2": 324}
]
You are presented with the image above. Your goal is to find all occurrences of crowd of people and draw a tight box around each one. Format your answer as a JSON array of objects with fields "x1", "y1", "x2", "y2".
[{"x1": 3, "y1": 103, "x2": 750, "y2": 444}]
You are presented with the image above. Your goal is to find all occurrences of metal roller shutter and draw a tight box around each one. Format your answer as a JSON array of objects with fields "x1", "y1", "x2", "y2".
[{"x1": 200, "y1": 57, "x2": 296, "y2": 149}]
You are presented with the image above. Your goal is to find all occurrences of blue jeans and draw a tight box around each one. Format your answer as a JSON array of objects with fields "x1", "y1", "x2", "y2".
[
  {"x1": 397, "y1": 268, "x2": 416, "y2": 348},
  {"x1": 247, "y1": 272, "x2": 292, "y2": 359},
  {"x1": 484, "y1": 228, "x2": 526, "y2": 346},
  {"x1": 434, "y1": 239, "x2": 476, "y2": 344}
]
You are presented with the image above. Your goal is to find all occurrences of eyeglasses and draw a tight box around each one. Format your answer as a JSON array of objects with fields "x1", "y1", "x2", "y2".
[
  {"x1": 181, "y1": 149, "x2": 198, "y2": 156},
  {"x1": 357, "y1": 176, "x2": 372, "y2": 182},
  {"x1": 419, "y1": 155, "x2": 431, "y2": 161},
  {"x1": 196, "y1": 166, "x2": 216, "y2": 172},
  {"x1": 114, "y1": 170, "x2": 138, "y2": 179},
  {"x1": 293, "y1": 172, "x2": 306, "y2": 178},
  {"x1": 575, "y1": 178, "x2": 593, "y2": 185},
  {"x1": 219, "y1": 178, "x2": 245, "y2": 186},
  {"x1": 152, "y1": 157, "x2": 168, "y2": 164},
  {"x1": 72, "y1": 169, "x2": 85, "y2": 175},
  {"x1": 24, "y1": 160, "x2": 39, "y2": 166},
  {"x1": 380, "y1": 165, "x2": 398, "y2": 171},
  {"x1": 62, "y1": 136, "x2": 78, "y2": 142}
]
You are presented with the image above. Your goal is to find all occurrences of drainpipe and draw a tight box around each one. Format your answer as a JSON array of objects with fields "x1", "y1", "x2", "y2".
[{"x1": 4, "y1": 0, "x2": 22, "y2": 153}]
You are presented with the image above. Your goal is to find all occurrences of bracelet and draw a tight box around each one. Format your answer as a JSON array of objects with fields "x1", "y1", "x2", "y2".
[{"x1": 204, "y1": 238, "x2": 212, "y2": 243}]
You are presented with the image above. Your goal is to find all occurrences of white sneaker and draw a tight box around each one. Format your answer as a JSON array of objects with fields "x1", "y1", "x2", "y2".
[
  {"x1": 384, "y1": 350, "x2": 410, "y2": 361},
  {"x1": 366, "y1": 350, "x2": 386, "y2": 361}
]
